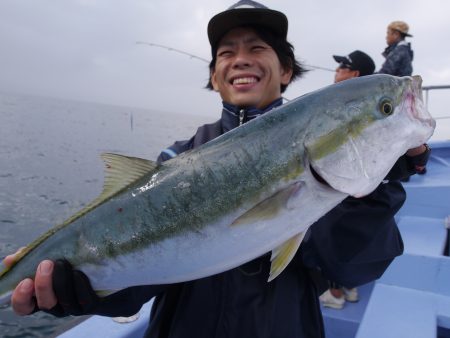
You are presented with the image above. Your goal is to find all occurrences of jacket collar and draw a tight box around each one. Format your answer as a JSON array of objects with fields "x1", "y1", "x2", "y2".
[
  {"x1": 220, "y1": 98, "x2": 283, "y2": 133},
  {"x1": 383, "y1": 40, "x2": 411, "y2": 57}
]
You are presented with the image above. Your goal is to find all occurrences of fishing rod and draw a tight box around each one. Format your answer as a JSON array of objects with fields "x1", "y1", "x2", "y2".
[
  {"x1": 136, "y1": 42, "x2": 210, "y2": 63},
  {"x1": 136, "y1": 42, "x2": 450, "y2": 111},
  {"x1": 136, "y1": 41, "x2": 335, "y2": 72}
]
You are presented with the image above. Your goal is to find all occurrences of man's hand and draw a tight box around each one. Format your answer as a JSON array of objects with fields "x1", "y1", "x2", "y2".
[
  {"x1": 406, "y1": 144, "x2": 430, "y2": 174},
  {"x1": 14, "y1": 260, "x2": 57, "y2": 315},
  {"x1": 3, "y1": 249, "x2": 57, "y2": 315},
  {"x1": 406, "y1": 144, "x2": 427, "y2": 157},
  {"x1": 3, "y1": 250, "x2": 99, "y2": 317}
]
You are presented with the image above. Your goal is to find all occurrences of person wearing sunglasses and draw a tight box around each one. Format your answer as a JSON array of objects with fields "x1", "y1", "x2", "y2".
[{"x1": 333, "y1": 50, "x2": 375, "y2": 83}]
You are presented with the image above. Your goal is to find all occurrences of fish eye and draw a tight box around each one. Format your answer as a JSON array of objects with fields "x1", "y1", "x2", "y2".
[{"x1": 379, "y1": 99, "x2": 393, "y2": 116}]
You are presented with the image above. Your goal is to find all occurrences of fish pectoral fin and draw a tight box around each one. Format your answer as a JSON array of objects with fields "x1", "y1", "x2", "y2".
[
  {"x1": 268, "y1": 232, "x2": 306, "y2": 282},
  {"x1": 231, "y1": 182, "x2": 304, "y2": 226}
]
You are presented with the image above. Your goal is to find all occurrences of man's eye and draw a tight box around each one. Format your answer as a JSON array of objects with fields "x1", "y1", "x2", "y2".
[
  {"x1": 252, "y1": 45, "x2": 267, "y2": 51},
  {"x1": 218, "y1": 50, "x2": 233, "y2": 57}
]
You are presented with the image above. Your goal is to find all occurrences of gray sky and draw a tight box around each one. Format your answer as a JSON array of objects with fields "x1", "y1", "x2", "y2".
[{"x1": 0, "y1": 0, "x2": 449, "y2": 130}]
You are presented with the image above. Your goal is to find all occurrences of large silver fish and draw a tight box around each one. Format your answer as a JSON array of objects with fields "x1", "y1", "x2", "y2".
[{"x1": 0, "y1": 74, "x2": 435, "y2": 304}]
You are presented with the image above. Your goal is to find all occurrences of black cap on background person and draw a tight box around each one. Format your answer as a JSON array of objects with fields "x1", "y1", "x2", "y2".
[{"x1": 333, "y1": 50, "x2": 376, "y2": 76}]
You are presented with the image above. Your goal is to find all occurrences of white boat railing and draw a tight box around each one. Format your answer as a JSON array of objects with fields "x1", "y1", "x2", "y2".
[{"x1": 423, "y1": 85, "x2": 450, "y2": 117}]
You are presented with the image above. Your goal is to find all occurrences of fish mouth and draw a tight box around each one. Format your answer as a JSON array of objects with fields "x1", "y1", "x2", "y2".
[{"x1": 403, "y1": 76, "x2": 436, "y2": 129}]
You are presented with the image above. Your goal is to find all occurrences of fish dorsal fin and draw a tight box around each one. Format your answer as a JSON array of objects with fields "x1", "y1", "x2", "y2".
[
  {"x1": 100, "y1": 153, "x2": 158, "y2": 199},
  {"x1": 64, "y1": 153, "x2": 158, "y2": 223},
  {"x1": 268, "y1": 231, "x2": 306, "y2": 282}
]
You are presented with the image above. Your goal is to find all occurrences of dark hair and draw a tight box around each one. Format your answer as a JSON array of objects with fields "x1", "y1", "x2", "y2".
[{"x1": 205, "y1": 25, "x2": 306, "y2": 93}]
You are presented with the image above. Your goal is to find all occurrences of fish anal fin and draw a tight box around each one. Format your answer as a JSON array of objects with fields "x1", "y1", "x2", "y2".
[
  {"x1": 96, "y1": 289, "x2": 119, "y2": 298},
  {"x1": 268, "y1": 232, "x2": 306, "y2": 282},
  {"x1": 231, "y1": 182, "x2": 304, "y2": 226}
]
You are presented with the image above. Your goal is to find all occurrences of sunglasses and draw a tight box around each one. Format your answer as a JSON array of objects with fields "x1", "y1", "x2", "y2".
[{"x1": 339, "y1": 62, "x2": 353, "y2": 70}]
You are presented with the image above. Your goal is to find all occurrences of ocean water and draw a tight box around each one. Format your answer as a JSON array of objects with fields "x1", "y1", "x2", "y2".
[{"x1": 0, "y1": 91, "x2": 209, "y2": 337}]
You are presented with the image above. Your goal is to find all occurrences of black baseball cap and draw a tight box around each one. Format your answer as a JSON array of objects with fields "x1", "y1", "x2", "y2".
[
  {"x1": 333, "y1": 50, "x2": 376, "y2": 76},
  {"x1": 207, "y1": 0, "x2": 288, "y2": 51}
]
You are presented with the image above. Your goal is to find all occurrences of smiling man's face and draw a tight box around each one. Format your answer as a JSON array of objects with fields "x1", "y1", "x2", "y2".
[{"x1": 211, "y1": 27, "x2": 292, "y2": 109}]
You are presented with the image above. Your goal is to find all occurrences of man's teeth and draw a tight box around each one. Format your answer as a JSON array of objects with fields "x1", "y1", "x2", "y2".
[{"x1": 233, "y1": 77, "x2": 257, "y2": 85}]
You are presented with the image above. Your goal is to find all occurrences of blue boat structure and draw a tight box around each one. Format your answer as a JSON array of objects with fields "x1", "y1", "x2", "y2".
[
  {"x1": 57, "y1": 140, "x2": 450, "y2": 338},
  {"x1": 322, "y1": 140, "x2": 450, "y2": 338}
]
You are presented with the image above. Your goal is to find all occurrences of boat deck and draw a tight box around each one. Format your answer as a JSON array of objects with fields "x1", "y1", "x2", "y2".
[{"x1": 324, "y1": 140, "x2": 450, "y2": 338}]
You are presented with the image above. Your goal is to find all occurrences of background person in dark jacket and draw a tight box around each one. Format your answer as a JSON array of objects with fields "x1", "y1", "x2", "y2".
[
  {"x1": 378, "y1": 21, "x2": 430, "y2": 179},
  {"x1": 379, "y1": 20, "x2": 414, "y2": 76},
  {"x1": 5, "y1": 1, "x2": 426, "y2": 337},
  {"x1": 319, "y1": 50, "x2": 376, "y2": 309}
]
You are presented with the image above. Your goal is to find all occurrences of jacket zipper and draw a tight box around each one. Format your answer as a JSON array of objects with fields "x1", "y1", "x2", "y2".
[{"x1": 239, "y1": 109, "x2": 246, "y2": 126}]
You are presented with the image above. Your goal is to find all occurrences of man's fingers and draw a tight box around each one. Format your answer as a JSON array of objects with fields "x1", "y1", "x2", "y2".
[
  {"x1": 10, "y1": 259, "x2": 96, "y2": 317},
  {"x1": 11, "y1": 279, "x2": 36, "y2": 316},
  {"x1": 2, "y1": 255, "x2": 15, "y2": 268},
  {"x1": 2, "y1": 247, "x2": 27, "y2": 268},
  {"x1": 34, "y1": 260, "x2": 57, "y2": 310}
]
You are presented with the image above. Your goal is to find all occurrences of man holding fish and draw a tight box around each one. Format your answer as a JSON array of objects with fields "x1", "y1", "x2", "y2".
[{"x1": 2, "y1": 1, "x2": 433, "y2": 337}]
